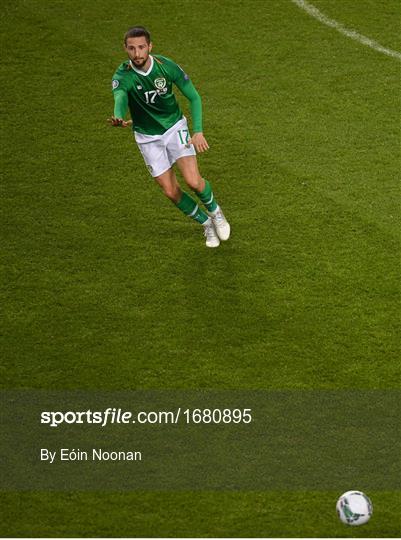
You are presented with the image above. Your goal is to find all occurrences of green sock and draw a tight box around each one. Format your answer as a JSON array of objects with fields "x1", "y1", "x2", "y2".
[
  {"x1": 175, "y1": 191, "x2": 209, "y2": 224},
  {"x1": 196, "y1": 179, "x2": 218, "y2": 212}
]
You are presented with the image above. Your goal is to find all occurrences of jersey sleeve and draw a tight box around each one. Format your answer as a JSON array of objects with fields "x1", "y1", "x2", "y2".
[
  {"x1": 111, "y1": 71, "x2": 129, "y2": 119},
  {"x1": 165, "y1": 59, "x2": 203, "y2": 133}
]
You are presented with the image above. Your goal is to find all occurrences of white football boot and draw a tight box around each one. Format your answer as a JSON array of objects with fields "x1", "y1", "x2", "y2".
[
  {"x1": 209, "y1": 206, "x2": 230, "y2": 241},
  {"x1": 203, "y1": 218, "x2": 220, "y2": 248}
]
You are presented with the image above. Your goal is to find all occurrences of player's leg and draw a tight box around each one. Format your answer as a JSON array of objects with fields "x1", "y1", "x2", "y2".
[
  {"x1": 165, "y1": 119, "x2": 222, "y2": 215},
  {"x1": 176, "y1": 156, "x2": 230, "y2": 241},
  {"x1": 135, "y1": 134, "x2": 217, "y2": 244},
  {"x1": 154, "y1": 167, "x2": 181, "y2": 203},
  {"x1": 175, "y1": 156, "x2": 214, "y2": 209},
  {"x1": 154, "y1": 168, "x2": 220, "y2": 248}
]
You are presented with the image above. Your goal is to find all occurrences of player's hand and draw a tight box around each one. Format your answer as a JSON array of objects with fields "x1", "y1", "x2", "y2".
[
  {"x1": 189, "y1": 132, "x2": 209, "y2": 153},
  {"x1": 107, "y1": 116, "x2": 133, "y2": 128}
]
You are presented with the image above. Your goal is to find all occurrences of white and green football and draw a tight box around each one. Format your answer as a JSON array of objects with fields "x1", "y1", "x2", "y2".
[{"x1": 336, "y1": 490, "x2": 373, "y2": 526}]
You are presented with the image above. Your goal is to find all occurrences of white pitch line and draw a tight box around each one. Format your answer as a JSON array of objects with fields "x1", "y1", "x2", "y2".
[{"x1": 291, "y1": 0, "x2": 401, "y2": 60}]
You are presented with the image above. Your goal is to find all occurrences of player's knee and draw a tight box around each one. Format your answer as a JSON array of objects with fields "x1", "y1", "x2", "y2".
[
  {"x1": 188, "y1": 175, "x2": 204, "y2": 192},
  {"x1": 163, "y1": 185, "x2": 181, "y2": 203}
]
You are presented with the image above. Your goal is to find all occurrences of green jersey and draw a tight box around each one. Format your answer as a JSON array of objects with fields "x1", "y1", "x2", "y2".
[{"x1": 112, "y1": 54, "x2": 203, "y2": 136}]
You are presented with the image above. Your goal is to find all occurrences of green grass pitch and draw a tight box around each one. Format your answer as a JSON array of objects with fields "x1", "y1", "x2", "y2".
[{"x1": 1, "y1": 0, "x2": 400, "y2": 536}]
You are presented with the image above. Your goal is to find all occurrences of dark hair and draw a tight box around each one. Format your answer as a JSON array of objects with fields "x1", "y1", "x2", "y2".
[{"x1": 124, "y1": 26, "x2": 151, "y2": 45}]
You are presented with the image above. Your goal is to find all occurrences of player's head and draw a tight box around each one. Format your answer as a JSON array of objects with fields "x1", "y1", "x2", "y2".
[{"x1": 124, "y1": 26, "x2": 152, "y2": 69}]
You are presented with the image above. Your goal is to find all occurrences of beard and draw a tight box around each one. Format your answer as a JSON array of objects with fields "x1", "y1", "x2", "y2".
[{"x1": 133, "y1": 57, "x2": 147, "y2": 68}]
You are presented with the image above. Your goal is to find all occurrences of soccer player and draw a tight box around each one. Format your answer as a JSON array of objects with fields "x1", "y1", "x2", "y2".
[{"x1": 109, "y1": 26, "x2": 230, "y2": 248}]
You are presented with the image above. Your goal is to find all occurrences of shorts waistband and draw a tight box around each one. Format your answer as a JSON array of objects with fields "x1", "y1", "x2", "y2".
[{"x1": 135, "y1": 116, "x2": 186, "y2": 144}]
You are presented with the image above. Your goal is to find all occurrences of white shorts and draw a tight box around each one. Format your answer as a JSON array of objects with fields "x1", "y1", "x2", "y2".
[{"x1": 135, "y1": 117, "x2": 196, "y2": 178}]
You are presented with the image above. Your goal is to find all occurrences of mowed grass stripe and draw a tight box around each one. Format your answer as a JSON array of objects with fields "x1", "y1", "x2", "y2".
[{"x1": 1, "y1": 491, "x2": 401, "y2": 537}]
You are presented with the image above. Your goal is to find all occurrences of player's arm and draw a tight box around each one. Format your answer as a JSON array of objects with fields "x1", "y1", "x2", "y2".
[
  {"x1": 173, "y1": 70, "x2": 209, "y2": 152},
  {"x1": 108, "y1": 83, "x2": 132, "y2": 128}
]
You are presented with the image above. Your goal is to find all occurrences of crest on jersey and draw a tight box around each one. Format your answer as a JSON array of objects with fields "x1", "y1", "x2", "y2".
[
  {"x1": 112, "y1": 79, "x2": 119, "y2": 89},
  {"x1": 154, "y1": 77, "x2": 166, "y2": 90}
]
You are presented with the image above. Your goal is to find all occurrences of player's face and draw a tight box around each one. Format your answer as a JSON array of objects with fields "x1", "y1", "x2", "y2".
[{"x1": 125, "y1": 37, "x2": 152, "y2": 69}]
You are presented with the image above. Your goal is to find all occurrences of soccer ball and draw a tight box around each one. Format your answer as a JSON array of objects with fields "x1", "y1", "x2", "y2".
[{"x1": 336, "y1": 491, "x2": 373, "y2": 526}]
